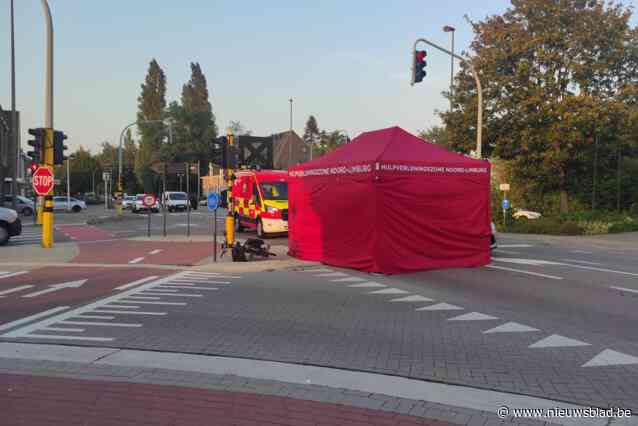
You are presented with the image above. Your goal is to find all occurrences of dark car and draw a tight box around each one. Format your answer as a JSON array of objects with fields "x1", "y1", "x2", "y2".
[{"x1": 3, "y1": 195, "x2": 36, "y2": 217}]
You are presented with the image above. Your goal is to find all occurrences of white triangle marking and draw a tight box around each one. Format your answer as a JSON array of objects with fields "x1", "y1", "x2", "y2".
[
  {"x1": 389, "y1": 295, "x2": 433, "y2": 303},
  {"x1": 330, "y1": 277, "x2": 367, "y2": 283},
  {"x1": 416, "y1": 303, "x2": 463, "y2": 311},
  {"x1": 316, "y1": 272, "x2": 349, "y2": 277},
  {"x1": 448, "y1": 312, "x2": 499, "y2": 321},
  {"x1": 347, "y1": 282, "x2": 386, "y2": 288},
  {"x1": 529, "y1": 334, "x2": 590, "y2": 348},
  {"x1": 582, "y1": 349, "x2": 638, "y2": 367},
  {"x1": 483, "y1": 322, "x2": 540, "y2": 334},
  {"x1": 368, "y1": 288, "x2": 409, "y2": 295}
]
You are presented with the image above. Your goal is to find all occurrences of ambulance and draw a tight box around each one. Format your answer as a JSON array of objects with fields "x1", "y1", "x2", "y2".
[{"x1": 230, "y1": 170, "x2": 288, "y2": 238}]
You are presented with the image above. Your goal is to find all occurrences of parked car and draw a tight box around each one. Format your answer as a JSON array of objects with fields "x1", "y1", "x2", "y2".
[
  {"x1": 122, "y1": 195, "x2": 137, "y2": 210},
  {"x1": 52, "y1": 196, "x2": 87, "y2": 213},
  {"x1": 3, "y1": 195, "x2": 35, "y2": 217},
  {"x1": 513, "y1": 208, "x2": 541, "y2": 220},
  {"x1": 162, "y1": 191, "x2": 189, "y2": 212},
  {"x1": 132, "y1": 194, "x2": 160, "y2": 213},
  {"x1": 0, "y1": 207, "x2": 22, "y2": 245}
]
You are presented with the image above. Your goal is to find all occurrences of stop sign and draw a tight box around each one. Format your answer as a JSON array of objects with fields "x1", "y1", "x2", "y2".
[{"x1": 32, "y1": 166, "x2": 55, "y2": 195}]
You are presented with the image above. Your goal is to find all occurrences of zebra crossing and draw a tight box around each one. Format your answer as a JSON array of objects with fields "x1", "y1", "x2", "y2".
[{"x1": 7, "y1": 227, "x2": 41, "y2": 246}]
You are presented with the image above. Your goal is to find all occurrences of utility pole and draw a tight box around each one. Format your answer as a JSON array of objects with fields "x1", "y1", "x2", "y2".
[
  {"x1": 443, "y1": 25, "x2": 455, "y2": 113},
  {"x1": 66, "y1": 158, "x2": 70, "y2": 211},
  {"x1": 10, "y1": 0, "x2": 18, "y2": 210},
  {"x1": 41, "y1": 0, "x2": 55, "y2": 248},
  {"x1": 288, "y1": 98, "x2": 293, "y2": 166},
  {"x1": 411, "y1": 37, "x2": 483, "y2": 158}
]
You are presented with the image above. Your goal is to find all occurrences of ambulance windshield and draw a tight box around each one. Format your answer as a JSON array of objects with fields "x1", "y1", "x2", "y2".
[{"x1": 260, "y1": 182, "x2": 288, "y2": 201}]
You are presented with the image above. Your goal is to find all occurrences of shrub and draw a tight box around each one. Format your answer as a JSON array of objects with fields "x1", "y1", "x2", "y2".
[
  {"x1": 507, "y1": 217, "x2": 583, "y2": 235},
  {"x1": 631, "y1": 203, "x2": 638, "y2": 217}
]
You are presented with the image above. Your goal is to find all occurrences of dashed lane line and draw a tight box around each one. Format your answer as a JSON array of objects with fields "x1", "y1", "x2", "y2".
[
  {"x1": 0, "y1": 271, "x2": 28, "y2": 280},
  {"x1": 610, "y1": 286, "x2": 638, "y2": 295},
  {"x1": 0, "y1": 285, "x2": 34, "y2": 297},
  {"x1": 485, "y1": 264, "x2": 563, "y2": 280},
  {"x1": 149, "y1": 249, "x2": 162, "y2": 255},
  {"x1": 561, "y1": 259, "x2": 603, "y2": 266},
  {"x1": 128, "y1": 257, "x2": 145, "y2": 264}
]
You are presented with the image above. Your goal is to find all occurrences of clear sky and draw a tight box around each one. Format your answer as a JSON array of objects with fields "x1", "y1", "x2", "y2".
[{"x1": 0, "y1": 1, "x2": 636, "y2": 153}]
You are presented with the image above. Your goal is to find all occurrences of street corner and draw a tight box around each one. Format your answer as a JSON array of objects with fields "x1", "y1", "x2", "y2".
[
  {"x1": 71, "y1": 239, "x2": 217, "y2": 266},
  {"x1": 0, "y1": 266, "x2": 174, "y2": 326},
  {"x1": 0, "y1": 241, "x2": 79, "y2": 265}
]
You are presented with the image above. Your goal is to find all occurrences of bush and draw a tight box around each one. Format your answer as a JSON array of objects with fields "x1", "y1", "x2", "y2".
[
  {"x1": 507, "y1": 217, "x2": 583, "y2": 235},
  {"x1": 631, "y1": 203, "x2": 638, "y2": 217}
]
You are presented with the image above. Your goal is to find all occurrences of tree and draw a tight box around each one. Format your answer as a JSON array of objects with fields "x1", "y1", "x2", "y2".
[
  {"x1": 314, "y1": 130, "x2": 348, "y2": 157},
  {"x1": 417, "y1": 126, "x2": 448, "y2": 147},
  {"x1": 444, "y1": 0, "x2": 638, "y2": 213},
  {"x1": 135, "y1": 59, "x2": 167, "y2": 192}
]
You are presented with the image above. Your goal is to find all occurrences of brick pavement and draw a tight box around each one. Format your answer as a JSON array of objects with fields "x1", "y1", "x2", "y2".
[{"x1": 1, "y1": 373, "x2": 458, "y2": 426}]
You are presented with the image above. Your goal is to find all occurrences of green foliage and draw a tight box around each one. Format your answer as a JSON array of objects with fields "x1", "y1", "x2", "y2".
[
  {"x1": 417, "y1": 126, "x2": 449, "y2": 147},
  {"x1": 303, "y1": 115, "x2": 320, "y2": 148},
  {"x1": 445, "y1": 0, "x2": 638, "y2": 214},
  {"x1": 506, "y1": 218, "x2": 584, "y2": 235},
  {"x1": 314, "y1": 130, "x2": 349, "y2": 157}
]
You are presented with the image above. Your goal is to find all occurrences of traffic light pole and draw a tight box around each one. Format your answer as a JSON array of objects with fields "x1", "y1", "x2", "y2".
[
  {"x1": 41, "y1": 0, "x2": 55, "y2": 248},
  {"x1": 411, "y1": 38, "x2": 483, "y2": 159}
]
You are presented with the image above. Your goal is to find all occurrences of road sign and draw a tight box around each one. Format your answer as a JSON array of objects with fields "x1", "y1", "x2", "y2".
[
  {"x1": 143, "y1": 194, "x2": 156, "y2": 208},
  {"x1": 502, "y1": 199, "x2": 510, "y2": 210},
  {"x1": 207, "y1": 192, "x2": 220, "y2": 210},
  {"x1": 102, "y1": 172, "x2": 111, "y2": 181},
  {"x1": 499, "y1": 183, "x2": 510, "y2": 191},
  {"x1": 32, "y1": 166, "x2": 54, "y2": 195}
]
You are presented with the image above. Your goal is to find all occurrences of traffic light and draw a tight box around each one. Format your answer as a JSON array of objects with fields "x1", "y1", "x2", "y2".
[
  {"x1": 27, "y1": 127, "x2": 45, "y2": 163},
  {"x1": 53, "y1": 130, "x2": 68, "y2": 165},
  {"x1": 412, "y1": 50, "x2": 427, "y2": 84},
  {"x1": 28, "y1": 162, "x2": 38, "y2": 175}
]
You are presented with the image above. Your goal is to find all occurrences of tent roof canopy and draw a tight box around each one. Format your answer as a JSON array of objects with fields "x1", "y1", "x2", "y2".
[{"x1": 300, "y1": 126, "x2": 481, "y2": 168}]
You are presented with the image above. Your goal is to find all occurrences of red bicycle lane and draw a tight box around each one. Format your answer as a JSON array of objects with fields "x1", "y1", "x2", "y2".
[{"x1": 0, "y1": 267, "x2": 173, "y2": 326}]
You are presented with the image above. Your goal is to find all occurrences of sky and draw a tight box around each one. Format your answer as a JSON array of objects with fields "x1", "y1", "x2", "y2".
[{"x1": 0, "y1": 0, "x2": 636, "y2": 153}]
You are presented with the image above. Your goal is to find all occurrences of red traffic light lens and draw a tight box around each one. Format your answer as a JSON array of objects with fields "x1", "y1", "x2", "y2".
[
  {"x1": 415, "y1": 50, "x2": 426, "y2": 61},
  {"x1": 29, "y1": 163, "x2": 38, "y2": 173}
]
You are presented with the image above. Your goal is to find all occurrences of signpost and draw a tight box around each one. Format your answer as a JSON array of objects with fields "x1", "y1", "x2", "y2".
[
  {"x1": 500, "y1": 183, "x2": 510, "y2": 229},
  {"x1": 207, "y1": 192, "x2": 220, "y2": 262},
  {"x1": 143, "y1": 193, "x2": 156, "y2": 238},
  {"x1": 32, "y1": 166, "x2": 54, "y2": 196}
]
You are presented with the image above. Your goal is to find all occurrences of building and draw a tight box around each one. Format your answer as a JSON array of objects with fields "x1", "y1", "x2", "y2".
[
  {"x1": 0, "y1": 107, "x2": 28, "y2": 197},
  {"x1": 272, "y1": 130, "x2": 310, "y2": 169}
]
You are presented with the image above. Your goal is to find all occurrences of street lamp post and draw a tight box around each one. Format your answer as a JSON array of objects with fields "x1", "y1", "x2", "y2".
[
  {"x1": 443, "y1": 26, "x2": 455, "y2": 113},
  {"x1": 411, "y1": 37, "x2": 483, "y2": 158}
]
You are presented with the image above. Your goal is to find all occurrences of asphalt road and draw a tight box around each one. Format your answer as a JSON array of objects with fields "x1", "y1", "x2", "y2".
[{"x1": 1, "y1": 218, "x2": 637, "y2": 413}]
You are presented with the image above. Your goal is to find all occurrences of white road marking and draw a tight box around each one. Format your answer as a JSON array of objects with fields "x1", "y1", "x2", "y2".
[
  {"x1": 22, "y1": 280, "x2": 88, "y2": 298},
  {"x1": 73, "y1": 315, "x2": 114, "y2": 320},
  {"x1": 21, "y1": 334, "x2": 114, "y2": 341},
  {"x1": 560, "y1": 259, "x2": 603, "y2": 266},
  {"x1": 610, "y1": 286, "x2": 638, "y2": 295},
  {"x1": 138, "y1": 292, "x2": 202, "y2": 298},
  {"x1": 59, "y1": 320, "x2": 142, "y2": 327},
  {"x1": 1, "y1": 272, "x2": 190, "y2": 339},
  {"x1": 330, "y1": 277, "x2": 367, "y2": 283},
  {"x1": 572, "y1": 250, "x2": 593, "y2": 254},
  {"x1": 40, "y1": 327, "x2": 84, "y2": 333},
  {"x1": 0, "y1": 271, "x2": 28, "y2": 280},
  {"x1": 0, "y1": 285, "x2": 34, "y2": 296},
  {"x1": 124, "y1": 296, "x2": 160, "y2": 300},
  {"x1": 316, "y1": 272, "x2": 349, "y2": 277},
  {"x1": 582, "y1": 349, "x2": 638, "y2": 367},
  {"x1": 498, "y1": 244, "x2": 533, "y2": 248},
  {"x1": 0, "y1": 306, "x2": 69, "y2": 331},
  {"x1": 368, "y1": 288, "x2": 409, "y2": 295},
  {"x1": 486, "y1": 265, "x2": 563, "y2": 280},
  {"x1": 114, "y1": 276, "x2": 159, "y2": 291},
  {"x1": 389, "y1": 295, "x2": 433, "y2": 303},
  {"x1": 169, "y1": 280, "x2": 230, "y2": 285},
  {"x1": 128, "y1": 257, "x2": 144, "y2": 264},
  {"x1": 492, "y1": 249, "x2": 521, "y2": 255},
  {"x1": 118, "y1": 300, "x2": 187, "y2": 306},
  {"x1": 529, "y1": 334, "x2": 590, "y2": 348},
  {"x1": 158, "y1": 285, "x2": 218, "y2": 291},
  {"x1": 416, "y1": 303, "x2": 463, "y2": 311},
  {"x1": 495, "y1": 257, "x2": 638, "y2": 277},
  {"x1": 103, "y1": 304, "x2": 139, "y2": 309},
  {"x1": 92, "y1": 310, "x2": 167, "y2": 316},
  {"x1": 347, "y1": 282, "x2": 386, "y2": 288},
  {"x1": 448, "y1": 312, "x2": 499, "y2": 321},
  {"x1": 148, "y1": 249, "x2": 162, "y2": 255},
  {"x1": 300, "y1": 268, "x2": 333, "y2": 273},
  {"x1": 483, "y1": 322, "x2": 540, "y2": 334},
  {"x1": 141, "y1": 289, "x2": 178, "y2": 293}
]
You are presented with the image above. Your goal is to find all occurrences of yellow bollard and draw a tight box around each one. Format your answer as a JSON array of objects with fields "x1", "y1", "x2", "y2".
[
  {"x1": 41, "y1": 195, "x2": 54, "y2": 248},
  {"x1": 226, "y1": 213, "x2": 235, "y2": 246}
]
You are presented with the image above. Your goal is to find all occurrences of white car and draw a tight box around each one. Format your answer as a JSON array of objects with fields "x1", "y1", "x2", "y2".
[
  {"x1": 162, "y1": 191, "x2": 189, "y2": 212},
  {"x1": 132, "y1": 194, "x2": 160, "y2": 213},
  {"x1": 513, "y1": 208, "x2": 541, "y2": 220},
  {"x1": 122, "y1": 195, "x2": 137, "y2": 210},
  {"x1": 0, "y1": 207, "x2": 21, "y2": 245},
  {"x1": 52, "y1": 196, "x2": 87, "y2": 213}
]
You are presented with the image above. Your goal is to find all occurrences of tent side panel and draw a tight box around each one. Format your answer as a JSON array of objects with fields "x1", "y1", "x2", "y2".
[
  {"x1": 376, "y1": 171, "x2": 491, "y2": 274},
  {"x1": 288, "y1": 174, "x2": 377, "y2": 270}
]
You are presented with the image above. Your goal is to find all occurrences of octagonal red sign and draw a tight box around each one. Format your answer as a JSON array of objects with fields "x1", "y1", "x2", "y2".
[{"x1": 32, "y1": 166, "x2": 54, "y2": 195}]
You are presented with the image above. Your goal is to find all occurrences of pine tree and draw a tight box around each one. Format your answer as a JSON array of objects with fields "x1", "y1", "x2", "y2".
[{"x1": 135, "y1": 59, "x2": 167, "y2": 192}]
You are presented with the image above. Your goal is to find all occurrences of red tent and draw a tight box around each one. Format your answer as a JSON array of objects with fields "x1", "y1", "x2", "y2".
[{"x1": 288, "y1": 126, "x2": 492, "y2": 274}]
